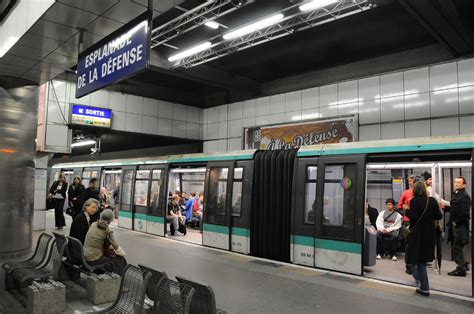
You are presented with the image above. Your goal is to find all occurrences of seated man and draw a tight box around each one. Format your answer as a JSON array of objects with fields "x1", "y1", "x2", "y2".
[
  {"x1": 167, "y1": 194, "x2": 185, "y2": 236},
  {"x1": 376, "y1": 198, "x2": 402, "y2": 261}
]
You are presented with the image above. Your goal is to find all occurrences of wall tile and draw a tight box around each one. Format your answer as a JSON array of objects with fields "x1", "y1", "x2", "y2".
[
  {"x1": 285, "y1": 111, "x2": 301, "y2": 122},
  {"x1": 228, "y1": 138, "x2": 242, "y2": 151},
  {"x1": 157, "y1": 118, "x2": 172, "y2": 136},
  {"x1": 218, "y1": 104, "x2": 228, "y2": 121},
  {"x1": 173, "y1": 104, "x2": 187, "y2": 121},
  {"x1": 125, "y1": 113, "x2": 142, "y2": 133},
  {"x1": 270, "y1": 94, "x2": 285, "y2": 114},
  {"x1": 337, "y1": 102, "x2": 358, "y2": 117},
  {"x1": 338, "y1": 80, "x2": 358, "y2": 104},
  {"x1": 256, "y1": 115, "x2": 271, "y2": 126},
  {"x1": 207, "y1": 106, "x2": 218, "y2": 123},
  {"x1": 301, "y1": 108, "x2": 320, "y2": 120},
  {"x1": 217, "y1": 139, "x2": 228, "y2": 152},
  {"x1": 229, "y1": 102, "x2": 243, "y2": 120},
  {"x1": 431, "y1": 117, "x2": 459, "y2": 136},
  {"x1": 381, "y1": 122, "x2": 404, "y2": 140},
  {"x1": 186, "y1": 106, "x2": 200, "y2": 122},
  {"x1": 359, "y1": 124, "x2": 381, "y2": 141},
  {"x1": 404, "y1": 92, "x2": 430, "y2": 119},
  {"x1": 158, "y1": 101, "x2": 173, "y2": 119},
  {"x1": 380, "y1": 96, "x2": 404, "y2": 122},
  {"x1": 142, "y1": 116, "x2": 158, "y2": 135},
  {"x1": 430, "y1": 61, "x2": 458, "y2": 91},
  {"x1": 430, "y1": 89, "x2": 458, "y2": 117},
  {"x1": 405, "y1": 120, "x2": 430, "y2": 138},
  {"x1": 172, "y1": 120, "x2": 186, "y2": 138},
  {"x1": 49, "y1": 80, "x2": 68, "y2": 102},
  {"x1": 243, "y1": 99, "x2": 256, "y2": 118},
  {"x1": 358, "y1": 76, "x2": 380, "y2": 101},
  {"x1": 111, "y1": 111, "x2": 126, "y2": 131},
  {"x1": 242, "y1": 117, "x2": 255, "y2": 128},
  {"x1": 109, "y1": 92, "x2": 127, "y2": 112},
  {"x1": 46, "y1": 100, "x2": 67, "y2": 124},
  {"x1": 229, "y1": 119, "x2": 243, "y2": 138},
  {"x1": 358, "y1": 99, "x2": 380, "y2": 124},
  {"x1": 380, "y1": 72, "x2": 403, "y2": 98},
  {"x1": 320, "y1": 84, "x2": 337, "y2": 107},
  {"x1": 206, "y1": 122, "x2": 218, "y2": 140},
  {"x1": 285, "y1": 91, "x2": 302, "y2": 111},
  {"x1": 186, "y1": 122, "x2": 200, "y2": 139},
  {"x1": 200, "y1": 109, "x2": 204, "y2": 124},
  {"x1": 90, "y1": 90, "x2": 109, "y2": 107},
  {"x1": 458, "y1": 58, "x2": 474, "y2": 87},
  {"x1": 70, "y1": 83, "x2": 90, "y2": 105},
  {"x1": 460, "y1": 116, "x2": 474, "y2": 135},
  {"x1": 143, "y1": 98, "x2": 159, "y2": 117},
  {"x1": 270, "y1": 113, "x2": 285, "y2": 124},
  {"x1": 218, "y1": 121, "x2": 228, "y2": 138},
  {"x1": 126, "y1": 95, "x2": 143, "y2": 114},
  {"x1": 459, "y1": 86, "x2": 474, "y2": 114},
  {"x1": 404, "y1": 67, "x2": 429, "y2": 94},
  {"x1": 203, "y1": 140, "x2": 218, "y2": 153},
  {"x1": 302, "y1": 87, "x2": 319, "y2": 109},
  {"x1": 203, "y1": 109, "x2": 208, "y2": 124},
  {"x1": 256, "y1": 97, "x2": 270, "y2": 116}
]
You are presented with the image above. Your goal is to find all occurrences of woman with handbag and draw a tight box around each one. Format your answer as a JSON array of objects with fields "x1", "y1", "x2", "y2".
[
  {"x1": 48, "y1": 173, "x2": 68, "y2": 229},
  {"x1": 406, "y1": 182, "x2": 442, "y2": 296},
  {"x1": 83, "y1": 209, "x2": 127, "y2": 275}
]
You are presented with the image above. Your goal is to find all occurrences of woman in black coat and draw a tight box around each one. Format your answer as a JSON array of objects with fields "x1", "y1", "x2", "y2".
[
  {"x1": 406, "y1": 182, "x2": 442, "y2": 296},
  {"x1": 68, "y1": 177, "x2": 85, "y2": 217},
  {"x1": 48, "y1": 173, "x2": 68, "y2": 229}
]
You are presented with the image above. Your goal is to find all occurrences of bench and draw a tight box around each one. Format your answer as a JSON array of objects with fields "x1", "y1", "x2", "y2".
[
  {"x1": 153, "y1": 277, "x2": 195, "y2": 314},
  {"x1": 95, "y1": 264, "x2": 151, "y2": 313},
  {"x1": 176, "y1": 276, "x2": 225, "y2": 314},
  {"x1": 2, "y1": 233, "x2": 53, "y2": 274},
  {"x1": 67, "y1": 236, "x2": 112, "y2": 274},
  {"x1": 138, "y1": 264, "x2": 168, "y2": 303}
]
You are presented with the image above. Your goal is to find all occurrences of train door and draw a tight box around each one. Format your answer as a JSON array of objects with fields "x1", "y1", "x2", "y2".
[
  {"x1": 133, "y1": 167, "x2": 151, "y2": 233},
  {"x1": 203, "y1": 161, "x2": 234, "y2": 250},
  {"x1": 82, "y1": 167, "x2": 101, "y2": 188},
  {"x1": 313, "y1": 155, "x2": 366, "y2": 274},
  {"x1": 100, "y1": 168, "x2": 122, "y2": 223},
  {"x1": 118, "y1": 166, "x2": 136, "y2": 230},
  {"x1": 146, "y1": 165, "x2": 168, "y2": 236}
]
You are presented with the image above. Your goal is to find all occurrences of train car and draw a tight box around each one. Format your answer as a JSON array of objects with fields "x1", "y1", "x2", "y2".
[{"x1": 51, "y1": 134, "x2": 473, "y2": 296}]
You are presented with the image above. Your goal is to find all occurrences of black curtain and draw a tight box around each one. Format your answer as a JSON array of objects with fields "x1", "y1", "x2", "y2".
[{"x1": 250, "y1": 150, "x2": 295, "y2": 262}]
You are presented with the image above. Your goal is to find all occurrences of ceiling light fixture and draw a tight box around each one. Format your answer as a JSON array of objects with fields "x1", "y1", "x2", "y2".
[
  {"x1": 0, "y1": 36, "x2": 19, "y2": 58},
  {"x1": 71, "y1": 140, "x2": 96, "y2": 148},
  {"x1": 223, "y1": 13, "x2": 284, "y2": 40},
  {"x1": 299, "y1": 0, "x2": 339, "y2": 12},
  {"x1": 168, "y1": 41, "x2": 212, "y2": 62},
  {"x1": 205, "y1": 21, "x2": 219, "y2": 29}
]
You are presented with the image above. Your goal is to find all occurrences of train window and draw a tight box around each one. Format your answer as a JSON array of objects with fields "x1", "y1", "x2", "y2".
[
  {"x1": 304, "y1": 166, "x2": 317, "y2": 224},
  {"x1": 323, "y1": 165, "x2": 345, "y2": 226},
  {"x1": 82, "y1": 171, "x2": 91, "y2": 178},
  {"x1": 121, "y1": 171, "x2": 133, "y2": 206},
  {"x1": 231, "y1": 167, "x2": 244, "y2": 217},
  {"x1": 150, "y1": 180, "x2": 161, "y2": 209},
  {"x1": 136, "y1": 170, "x2": 150, "y2": 179},
  {"x1": 134, "y1": 180, "x2": 149, "y2": 206},
  {"x1": 152, "y1": 169, "x2": 161, "y2": 180},
  {"x1": 208, "y1": 168, "x2": 228, "y2": 220},
  {"x1": 219, "y1": 168, "x2": 229, "y2": 180}
]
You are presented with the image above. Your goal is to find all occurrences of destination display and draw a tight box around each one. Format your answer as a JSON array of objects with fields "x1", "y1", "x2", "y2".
[
  {"x1": 243, "y1": 116, "x2": 358, "y2": 150},
  {"x1": 70, "y1": 104, "x2": 112, "y2": 128},
  {"x1": 75, "y1": 12, "x2": 151, "y2": 98}
]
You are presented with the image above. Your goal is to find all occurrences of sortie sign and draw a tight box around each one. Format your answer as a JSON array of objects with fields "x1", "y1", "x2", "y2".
[
  {"x1": 75, "y1": 12, "x2": 151, "y2": 98},
  {"x1": 70, "y1": 104, "x2": 112, "y2": 128}
]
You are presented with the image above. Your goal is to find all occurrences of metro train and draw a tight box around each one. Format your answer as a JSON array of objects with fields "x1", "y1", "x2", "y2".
[{"x1": 50, "y1": 135, "x2": 473, "y2": 294}]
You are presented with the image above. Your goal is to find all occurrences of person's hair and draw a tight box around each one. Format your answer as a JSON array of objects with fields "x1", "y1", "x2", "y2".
[
  {"x1": 407, "y1": 175, "x2": 416, "y2": 181},
  {"x1": 413, "y1": 181, "x2": 427, "y2": 197},
  {"x1": 73, "y1": 176, "x2": 81, "y2": 184},
  {"x1": 58, "y1": 173, "x2": 65, "y2": 180},
  {"x1": 90, "y1": 178, "x2": 98, "y2": 184},
  {"x1": 190, "y1": 192, "x2": 196, "y2": 197},
  {"x1": 198, "y1": 191, "x2": 203, "y2": 197},
  {"x1": 422, "y1": 171, "x2": 432, "y2": 181},
  {"x1": 83, "y1": 198, "x2": 100, "y2": 211},
  {"x1": 456, "y1": 176, "x2": 466, "y2": 185},
  {"x1": 100, "y1": 209, "x2": 114, "y2": 223},
  {"x1": 171, "y1": 194, "x2": 179, "y2": 201},
  {"x1": 385, "y1": 198, "x2": 395, "y2": 205}
]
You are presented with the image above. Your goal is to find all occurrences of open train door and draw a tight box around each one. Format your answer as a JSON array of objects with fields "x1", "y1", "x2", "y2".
[
  {"x1": 118, "y1": 166, "x2": 136, "y2": 229},
  {"x1": 202, "y1": 161, "x2": 235, "y2": 250},
  {"x1": 146, "y1": 165, "x2": 169, "y2": 237}
]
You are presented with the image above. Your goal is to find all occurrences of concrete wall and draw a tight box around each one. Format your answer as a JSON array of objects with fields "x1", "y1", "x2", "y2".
[{"x1": 202, "y1": 58, "x2": 474, "y2": 153}]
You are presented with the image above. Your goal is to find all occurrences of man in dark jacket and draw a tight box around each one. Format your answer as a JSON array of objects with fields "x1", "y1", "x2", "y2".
[
  {"x1": 70, "y1": 198, "x2": 99, "y2": 244},
  {"x1": 445, "y1": 177, "x2": 471, "y2": 276}
]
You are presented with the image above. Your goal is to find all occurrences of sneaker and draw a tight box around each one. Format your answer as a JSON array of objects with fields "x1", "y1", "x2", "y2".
[
  {"x1": 175, "y1": 231, "x2": 184, "y2": 236},
  {"x1": 376, "y1": 254, "x2": 382, "y2": 260},
  {"x1": 391, "y1": 255, "x2": 398, "y2": 261},
  {"x1": 416, "y1": 288, "x2": 430, "y2": 296},
  {"x1": 448, "y1": 268, "x2": 467, "y2": 277}
]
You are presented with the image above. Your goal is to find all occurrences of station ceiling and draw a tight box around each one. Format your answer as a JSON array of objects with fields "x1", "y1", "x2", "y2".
[{"x1": 1, "y1": 0, "x2": 473, "y2": 108}]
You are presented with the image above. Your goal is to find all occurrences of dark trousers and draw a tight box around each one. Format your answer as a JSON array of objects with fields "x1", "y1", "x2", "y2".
[
  {"x1": 453, "y1": 225, "x2": 467, "y2": 269},
  {"x1": 376, "y1": 231, "x2": 398, "y2": 256},
  {"x1": 54, "y1": 198, "x2": 66, "y2": 228}
]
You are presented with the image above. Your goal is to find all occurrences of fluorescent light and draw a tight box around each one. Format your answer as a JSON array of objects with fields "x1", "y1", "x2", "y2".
[
  {"x1": 71, "y1": 140, "x2": 96, "y2": 148},
  {"x1": 0, "y1": 36, "x2": 19, "y2": 58},
  {"x1": 168, "y1": 41, "x2": 212, "y2": 62},
  {"x1": 366, "y1": 163, "x2": 435, "y2": 170},
  {"x1": 171, "y1": 168, "x2": 207, "y2": 173},
  {"x1": 300, "y1": 0, "x2": 339, "y2": 12},
  {"x1": 223, "y1": 13, "x2": 284, "y2": 40},
  {"x1": 438, "y1": 162, "x2": 472, "y2": 168},
  {"x1": 205, "y1": 21, "x2": 219, "y2": 29}
]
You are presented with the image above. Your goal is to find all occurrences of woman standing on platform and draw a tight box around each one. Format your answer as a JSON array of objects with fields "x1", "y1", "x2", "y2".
[
  {"x1": 406, "y1": 182, "x2": 442, "y2": 296},
  {"x1": 48, "y1": 173, "x2": 68, "y2": 229},
  {"x1": 68, "y1": 176, "x2": 85, "y2": 217}
]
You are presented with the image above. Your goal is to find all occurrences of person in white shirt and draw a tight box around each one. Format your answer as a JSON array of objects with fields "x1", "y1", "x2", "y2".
[{"x1": 376, "y1": 198, "x2": 402, "y2": 261}]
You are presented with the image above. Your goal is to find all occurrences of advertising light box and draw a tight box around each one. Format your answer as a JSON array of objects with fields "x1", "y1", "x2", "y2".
[{"x1": 70, "y1": 104, "x2": 112, "y2": 128}]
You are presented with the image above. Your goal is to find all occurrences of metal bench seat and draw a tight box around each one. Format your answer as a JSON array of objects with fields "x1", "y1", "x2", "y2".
[
  {"x1": 2, "y1": 233, "x2": 53, "y2": 274},
  {"x1": 138, "y1": 264, "x2": 168, "y2": 303},
  {"x1": 176, "y1": 276, "x2": 225, "y2": 314},
  {"x1": 153, "y1": 277, "x2": 195, "y2": 314},
  {"x1": 67, "y1": 236, "x2": 112, "y2": 274}
]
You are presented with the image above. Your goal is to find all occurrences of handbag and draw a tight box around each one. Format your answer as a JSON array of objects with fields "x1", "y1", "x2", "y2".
[
  {"x1": 406, "y1": 197, "x2": 429, "y2": 240},
  {"x1": 104, "y1": 232, "x2": 116, "y2": 257}
]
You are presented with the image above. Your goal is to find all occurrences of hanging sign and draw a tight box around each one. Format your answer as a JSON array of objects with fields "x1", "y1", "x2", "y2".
[
  {"x1": 243, "y1": 116, "x2": 358, "y2": 150},
  {"x1": 69, "y1": 104, "x2": 112, "y2": 128},
  {"x1": 75, "y1": 12, "x2": 151, "y2": 98}
]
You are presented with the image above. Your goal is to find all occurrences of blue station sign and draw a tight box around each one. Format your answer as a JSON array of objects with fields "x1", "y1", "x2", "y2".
[
  {"x1": 70, "y1": 104, "x2": 112, "y2": 128},
  {"x1": 75, "y1": 12, "x2": 151, "y2": 98}
]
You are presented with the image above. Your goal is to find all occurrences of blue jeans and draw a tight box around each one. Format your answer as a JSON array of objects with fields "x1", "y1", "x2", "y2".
[{"x1": 412, "y1": 263, "x2": 429, "y2": 292}]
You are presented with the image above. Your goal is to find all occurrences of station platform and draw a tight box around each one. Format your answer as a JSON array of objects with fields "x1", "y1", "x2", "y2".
[{"x1": 1, "y1": 212, "x2": 473, "y2": 313}]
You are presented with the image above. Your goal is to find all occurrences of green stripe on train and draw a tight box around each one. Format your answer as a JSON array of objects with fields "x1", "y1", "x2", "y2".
[
  {"x1": 292, "y1": 235, "x2": 361, "y2": 254},
  {"x1": 298, "y1": 141, "x2": 474, "y2": 157},
  {"x1": 146, "y1": 216, "x2": 164, "y2": 223},
  {"x1": 232, "y1": 227, "x2": 250, "y2": 237},
  {"x1": 118, "y1": 211, "x2": 164, "y2": 223},
  {"x1": 203, "y1": 223, "x2": 229, "y2": 235},
  {"x1": 119, "y1": 211, "x2": 133, "y2": 219},
  {"x1": 168, "y1": 154, "x2": 253, "y2": 163}
]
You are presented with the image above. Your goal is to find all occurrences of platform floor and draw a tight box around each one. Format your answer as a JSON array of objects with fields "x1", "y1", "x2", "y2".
[{"x1": 1, "y1": 212, "x2": 473, "y2": 313}]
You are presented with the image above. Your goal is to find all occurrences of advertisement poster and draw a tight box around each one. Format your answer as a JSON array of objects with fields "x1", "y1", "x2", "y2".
[{"x1": 244, "y1": 116, "x2": 357, "y2": 150}]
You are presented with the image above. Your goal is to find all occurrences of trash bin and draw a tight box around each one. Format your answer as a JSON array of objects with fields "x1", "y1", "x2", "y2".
[{"x1": 363, "y1": 225, "x2": 377, "y2": 266}]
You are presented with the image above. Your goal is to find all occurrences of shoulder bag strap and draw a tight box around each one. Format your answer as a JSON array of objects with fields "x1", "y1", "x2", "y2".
[
  {"x1": 383, "y1": 211, "x2": 396, "y2": 222},
  {"x1": 409, "y1": 197, "x2": 430, "y2": 234}
]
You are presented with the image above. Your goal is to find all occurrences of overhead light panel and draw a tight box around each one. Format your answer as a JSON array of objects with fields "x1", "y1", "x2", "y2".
[
  {"x1": 223, "y1": 13, "x2": 284, "y2": 40},
  {"x1": 205, "y1": 21, "x2": 219, "y2": 29},
  {"x1": 0, "y1": 36, "x2": 19, "y2": 58},
  {"x1": 168, "y1": 41, "x2": 212, "y2": 62},
  {"x1": 71, "y1": 140, "x2": 96, "y2": 148},
  {"x1": 300, "y1": 0, "x2": 339, "y2": 12}
]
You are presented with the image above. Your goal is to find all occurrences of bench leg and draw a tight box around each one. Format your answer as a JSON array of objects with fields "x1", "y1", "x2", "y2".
[
  {"x1": 24, "y1": 281, "x2": 66, "y2": 314},
  {"x1": 86, "y1": 273, "x2": 121, "y2": 305}
]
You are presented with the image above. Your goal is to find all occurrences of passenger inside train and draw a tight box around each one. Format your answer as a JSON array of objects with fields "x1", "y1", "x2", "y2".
[{"x1": 376, "y1": 198, "x2": 402, "y2": 261}]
